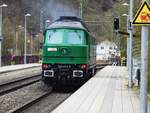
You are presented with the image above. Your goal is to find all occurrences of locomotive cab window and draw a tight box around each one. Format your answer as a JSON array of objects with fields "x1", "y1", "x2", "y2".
[
  {"x1": 67, "y1": 30, "x2": 84, "y2": 45},
  {"x1": 45, "y1": 29, "x2": 85, "y2": 45},
  {"x1": 46, "y1": 30, "x2": 63, "y2": 44}
]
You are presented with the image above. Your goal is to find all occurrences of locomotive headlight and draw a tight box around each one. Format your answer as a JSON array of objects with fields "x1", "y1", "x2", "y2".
[
  {"x1": 80, "y1": 64, "x2": 87, "y2": 69},
  {"x1": 42, "y1": 64, "x2": 49, "y2": 69},
  {"x1": 61, "y1": 48, "x2": 69, "y2": 55}
]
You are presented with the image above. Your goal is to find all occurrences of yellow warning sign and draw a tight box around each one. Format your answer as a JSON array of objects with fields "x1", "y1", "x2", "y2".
[{"x1": 132, "y1": 1, "x2": 150, "y2": 25}]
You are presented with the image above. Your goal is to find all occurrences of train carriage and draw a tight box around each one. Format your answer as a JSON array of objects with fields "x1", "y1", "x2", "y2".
[{"x1": 42, "y1": 16, "x2": 96, "y2": 86}]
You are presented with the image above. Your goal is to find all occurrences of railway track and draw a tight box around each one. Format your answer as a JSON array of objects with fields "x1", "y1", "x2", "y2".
[
  {"x1": 0, "y1": 74, "x2": 41, "y2": 96},
  {"x1": 8, "y1": 91, "x2": 52, "y2": 113},
  {"x1": 0, "y1": 81, "x2": 74, "y2": 113},
  {"x1": 0, "y1": 81, "x2": 53, "y2": 113}
]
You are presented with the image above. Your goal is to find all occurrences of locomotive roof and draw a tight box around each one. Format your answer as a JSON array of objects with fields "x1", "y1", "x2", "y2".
[
  {"x1": 47, "y1": 21, "x2": 87, "y2": 31},
  {"x1": 47, "y1": 16, "x2": 93, "y2": 37}
]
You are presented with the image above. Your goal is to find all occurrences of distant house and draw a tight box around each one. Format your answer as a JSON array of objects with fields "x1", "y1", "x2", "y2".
[{"x1": 96, "y1": 40, "x2": 120, "y2": 61}]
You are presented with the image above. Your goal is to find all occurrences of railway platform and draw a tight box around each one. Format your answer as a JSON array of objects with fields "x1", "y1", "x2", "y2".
[
  {"x1": 0, "y1": 63, "x2": 41, "y2": 74},
  {"x1": 51, "y1": 66, "x2": 141, "y2": 113},
  {"x1": 0, "y1": 63, "x2": 42, "y2": 85}
]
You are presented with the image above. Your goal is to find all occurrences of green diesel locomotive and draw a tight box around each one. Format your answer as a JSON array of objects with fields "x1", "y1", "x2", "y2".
[{"x1": 42, "y1": 17, "x2": 96, "y2": 86}]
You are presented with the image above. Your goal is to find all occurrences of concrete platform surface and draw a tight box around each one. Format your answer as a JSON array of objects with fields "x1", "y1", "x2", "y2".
[
  {"x1": 51, "y1": 66, "x2": 140, "y2": 113},
  {"x1": 0, "y1": 63, "x2": 41, "y2": 73}
]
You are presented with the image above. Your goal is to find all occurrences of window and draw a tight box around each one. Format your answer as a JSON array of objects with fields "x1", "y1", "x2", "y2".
[
  {"x1": 109, "y1": 47, "x2": 112, "y2": 50},
  {"x1": 67, "y1": 31, "x2": 83, "y2": 44},
  {"x1": 101, "y1": 46, "x2": 104, "y2": 49},
  {"x1": 45, "y1": 29, "x2": 84, "y2": 45},
  {"x1": 46, "y1": 30, "x2": 63, "y2": 44}
]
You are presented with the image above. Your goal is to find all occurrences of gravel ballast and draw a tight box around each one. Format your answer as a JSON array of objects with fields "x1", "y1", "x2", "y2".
[
  {"x1": 21, "y1": 92, "x2": 71, "y2": 113},
  {"x1": 0, "y1": 81, "x2": 52, "y2": 113}
]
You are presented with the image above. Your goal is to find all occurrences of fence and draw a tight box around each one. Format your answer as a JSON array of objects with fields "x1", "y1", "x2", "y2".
[{"x1": 2, "y1": 55, "x2": 40, "y2": 66}]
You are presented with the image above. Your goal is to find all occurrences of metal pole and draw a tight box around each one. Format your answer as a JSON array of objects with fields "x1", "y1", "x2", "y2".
[
  {"x1": 140, "y1": 1, "x2": 149, "y2": 111},
  {"x1": 0, "y1": 7, "x2": 2, "y2": 67},
  {"x1": 128, "y1": 0, "x2": 133, "y2": 88},
  {"x1": 15, "y1": 30, "x2": 18, "y2": 55},
  {"x1": 140, "y1": 26, "x2": 148, "y2": 113},
  {"x1": 127, "y1": 37, "x2": 130, "y2": 69},
  {"x1": 24, "y1": 16, "x2": 27, "y2": 64},
  {"x1": 125, "y1": 1, "x2": 130, "y2": 71},
  {"x1": 140, "y1": 0, "x2": 149, "y2": 112},
  {"x1": 30, "y1": 32, "x2": 32, "y2": 55},
  {"x1": 126, "y1": 15, "x2": 129, "y2": 70},
  {"x1": 80, "y1": 0, "x2": 83, "y2": 19},
  {"x1": 40, "y1": 9, "x2": 44, "y2": 33}
]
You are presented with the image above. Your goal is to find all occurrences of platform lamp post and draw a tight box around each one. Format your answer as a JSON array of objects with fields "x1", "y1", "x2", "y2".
[
  {"x1": 122, "y1": 13, "x2": 129, "y2": 71},
  {"x1": 122, "y1": 2, "x2": 130, "y2": 69},
  {"x1": 45, "y1": 20, "x2": 51, "y2": 29},
  {"x1": 15, "y1": 25, "x2": 24, "y2": 55},
  {"x1": 128, "y1": 0, "x2": 133, "y2": 88},
  {"x1": 0, "y1": 4, "x2": 7, "y2": 67},
  {"x1": 122, "y1": 1, "x2": 133, "y2": 88},
  {"x1": 123, "y1": 0, "x2": 133, "y2": 88},
  {"x1": 24, "y1": 13, "x2": 31, "y2": 64}
]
